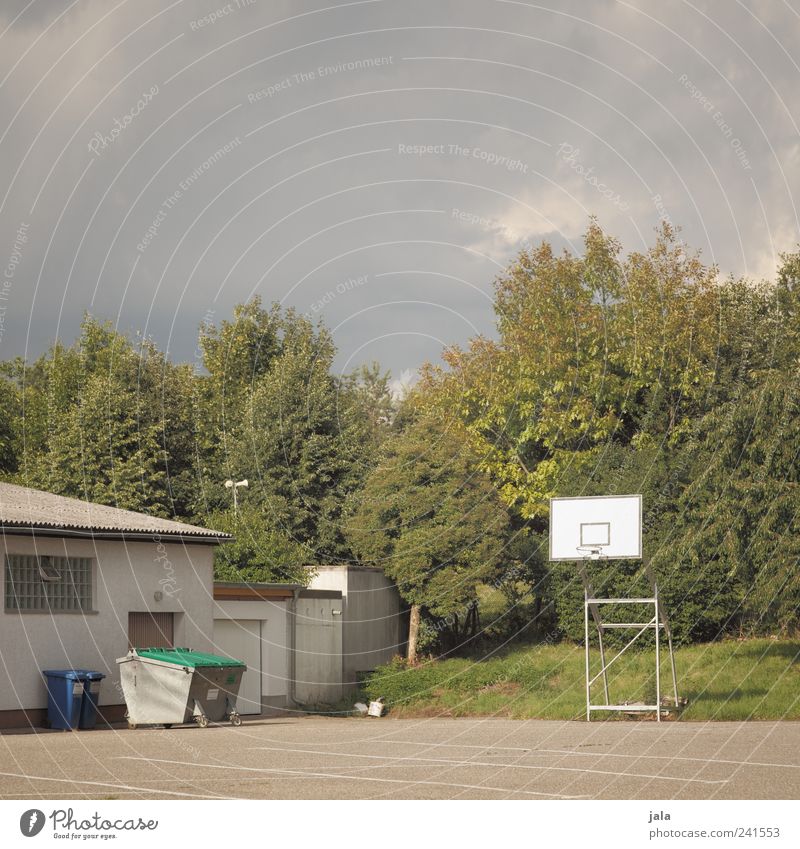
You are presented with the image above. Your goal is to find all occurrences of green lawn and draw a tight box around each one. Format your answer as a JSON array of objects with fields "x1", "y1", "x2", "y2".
[{"x1": 362, "y1": 639, "x2": 800, "y2": 721}]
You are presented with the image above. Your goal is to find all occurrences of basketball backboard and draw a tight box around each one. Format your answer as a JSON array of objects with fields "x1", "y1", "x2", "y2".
[{"x1": 549, "y1": 494, "x2": 642, "y2": 560}]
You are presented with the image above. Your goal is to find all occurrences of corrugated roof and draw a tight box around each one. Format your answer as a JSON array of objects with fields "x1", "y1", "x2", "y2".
[{"x1": 0, "y1": 481, "x2": 231, "y2": 543}]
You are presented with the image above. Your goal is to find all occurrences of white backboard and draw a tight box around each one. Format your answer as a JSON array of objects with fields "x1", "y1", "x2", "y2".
[{"x1": 549, "y1": 494, "x2": 642, "y2": 561}]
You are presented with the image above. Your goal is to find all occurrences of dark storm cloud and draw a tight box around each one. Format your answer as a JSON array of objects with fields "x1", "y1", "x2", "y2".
[{"x1": 0, "y1": 0, "x2": 797, "y2": 377}]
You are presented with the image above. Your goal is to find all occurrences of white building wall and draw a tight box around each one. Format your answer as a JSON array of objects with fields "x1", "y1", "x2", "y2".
[
  {"x1": 212, "y1": 598, "x2": 289, "y2": 704},
  {"x1": 0, "y1": 534, "x2": 215, "y2": 712}
]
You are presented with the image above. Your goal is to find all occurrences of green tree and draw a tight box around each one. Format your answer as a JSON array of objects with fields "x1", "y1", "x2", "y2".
[
  {"x1": 670, "y1": 371, "x2": 800, "y2": 637},
  {"x1": 347, "y1": 415, "x2": 511, "y2": 661},
  {"x1": 229, "y1": 312, "x2": 368, "y2": 561},
  {"x1": 210, "y1": 503, "x2": 309, "y2": 584},
  {"x1": 419, "y1": 223, "x2": 733, "y2": 519},
  {"x1": 0, "y1": 366, "x2": 20, "y2": 474},
  {"x1": 196, "y1": 298, "x2": 283, "y2": 481},
  {"x1": 45, "y1": 367, "x2": 168, "y2": 514},
  {"x1": 15, "y1": 315, "x2": 200, "y2": 518}
]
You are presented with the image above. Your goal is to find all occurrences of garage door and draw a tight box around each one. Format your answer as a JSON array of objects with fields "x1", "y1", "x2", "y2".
[{"x1": 213, "y1": 619, "x2": 262, "y2": 715}]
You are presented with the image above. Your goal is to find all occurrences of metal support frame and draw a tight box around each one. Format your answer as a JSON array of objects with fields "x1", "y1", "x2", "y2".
[{"x1": 581, "y1": 562, "x2": 680, "y2": 722}]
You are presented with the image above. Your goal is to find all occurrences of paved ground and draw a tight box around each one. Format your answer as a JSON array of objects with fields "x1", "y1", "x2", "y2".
[{"x1": 1, "y1": 717, "x2": 798, "y2": 800}]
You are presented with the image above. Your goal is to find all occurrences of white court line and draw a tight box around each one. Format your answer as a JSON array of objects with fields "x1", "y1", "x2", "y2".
[
  {"x1": 246, "y1": 744, "x2": 727, "y2": 785},
  {"x1": 537, "y1": 748, "x2": 800, "y2": 770},
  {"x1": 0, "y1": 770, "x2": 230, "y2": 800},
  {"x1": 113, "y1": 757, "x2": 586, "y2": 798},
  {"x1": 365, "y1": 739, "x2": 800, "y2": 771}
]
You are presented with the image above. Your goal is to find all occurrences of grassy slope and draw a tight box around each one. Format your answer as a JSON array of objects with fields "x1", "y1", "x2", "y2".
[{"x1": 363, "y1": 639, "x2": 800, "y2": 721}]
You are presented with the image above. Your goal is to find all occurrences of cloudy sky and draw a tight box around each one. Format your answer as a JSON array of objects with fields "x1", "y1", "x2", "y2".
[{"x1": 0, "y1": 0, "x2": 797, "y2": 378}]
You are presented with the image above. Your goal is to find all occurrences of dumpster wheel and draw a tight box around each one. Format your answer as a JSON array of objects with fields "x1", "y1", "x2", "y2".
[
  {"x1": 195, "y1": 714, "x2": 209, "y2": 728},
  {"x1": 127, "y1": 721, "x2": 137, "y2": 729},
  {"x1": 229, "y1": 712, "x2": 242, "y2": 727}
]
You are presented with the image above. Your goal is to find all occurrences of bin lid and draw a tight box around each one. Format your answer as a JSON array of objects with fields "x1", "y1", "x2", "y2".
[
  {"x1": 42, "y1": 669, "x2": 105, "y2": 680},
  {"x1": 134, "y1": 647, "x2": 246, "y2": 668}
]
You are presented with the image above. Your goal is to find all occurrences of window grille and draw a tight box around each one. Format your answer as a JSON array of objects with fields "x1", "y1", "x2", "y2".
[{"x1": 4, "y1": 554, "x2": 93, "y2": 612}]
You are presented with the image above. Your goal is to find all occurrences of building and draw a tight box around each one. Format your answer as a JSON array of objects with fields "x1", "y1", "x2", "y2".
[
  {"x1": 212, "y1": 582, "x2": 344, "y2": 713},
  {"x1": 0, "y1": 482, "x2": 230, "y2": 728},
  {"x1": 0, "y1": 483, "x2": 403, "y2": 729},
  {"x1": 309, "y1": 564, "x2": 404, "y2": 691}
]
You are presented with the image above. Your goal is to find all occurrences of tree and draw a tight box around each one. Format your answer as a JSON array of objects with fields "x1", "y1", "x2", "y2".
[
  {"x1": 210, "y1": 503, "x2": 309, "y2": 584},
  {"x1": 418, "y1": 223, "x2": 732, "y2": 519},
  {"x1": 347, "y1": 415, "x2": 511, "y2": 661},
  {"x1": 14, "y1": 315, "x2": 200, "y2": 518},
  {"x1": 0, "y1": 363, "x2": 20, "y2": 474},
  {"x1": 196, "y1": 298, "x2": 284, "y2": 482},
  {"x1": 668, "y1": 371, "x2": 800, "y2": 637},
  {"x1": 338, "y1": 361, "x2": 394, "y2": 450},
  {"x1": 45, "y1": 367, "x2": 168, "y2": 514},
  {"x1": 229, "y1": 311, "x2": 369, "y2": 561}
]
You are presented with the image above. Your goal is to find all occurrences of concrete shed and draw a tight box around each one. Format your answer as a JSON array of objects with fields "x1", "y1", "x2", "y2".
[
  {"x1": 213, "y1": 583, "x2": 345, "y2": 711},
  {"x1": 309, "y1": 564, "x2": 404, "y2": 691}
]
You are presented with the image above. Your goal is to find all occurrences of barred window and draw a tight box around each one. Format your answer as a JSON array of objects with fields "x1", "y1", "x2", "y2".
[{"x1": 4, "y1": 554, "x2": 93, "y2": 612}]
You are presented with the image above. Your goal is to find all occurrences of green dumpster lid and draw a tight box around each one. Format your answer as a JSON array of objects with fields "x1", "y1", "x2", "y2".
[{"x1": 135, "y1": 647, "x2": 246, "y2": 668}]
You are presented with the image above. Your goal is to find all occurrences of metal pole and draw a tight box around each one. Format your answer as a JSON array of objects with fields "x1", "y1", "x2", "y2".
[
  {"x1": 597, "y1": 630, "x2": 610, "y2": 705},
  {"x1": 584, "y1": 588, "x2": 591, "y2": 722},
  {"x1": 655, "y1": 583, "x2": 661, "y2": 723},
  {"x1": 579, "y1": 563, "x2": 608, "y2": 705},
  {"x1": 668, "y1": 631, "x2": 679, "y2": 707}
]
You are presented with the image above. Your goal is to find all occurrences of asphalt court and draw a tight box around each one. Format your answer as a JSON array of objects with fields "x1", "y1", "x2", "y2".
[{"x1": 0, "y1": 717, "x2": 798, "y2": 799}]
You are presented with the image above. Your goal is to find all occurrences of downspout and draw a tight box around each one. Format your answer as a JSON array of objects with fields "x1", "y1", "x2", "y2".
[{"x1": 288, "y1": 588, "x2": 303, "y2": 708}]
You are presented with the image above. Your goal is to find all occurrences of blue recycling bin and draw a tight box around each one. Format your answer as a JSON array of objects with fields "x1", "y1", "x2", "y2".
[
  {"x1": 78, "y1": 671, "x2": 105, "y2": 729},
  {"x1": 42, "y1": 670, "x2": 85, "y2": 730},
  {"x1": 42, "y1": 669, "x2": 105, "y2": 730}
]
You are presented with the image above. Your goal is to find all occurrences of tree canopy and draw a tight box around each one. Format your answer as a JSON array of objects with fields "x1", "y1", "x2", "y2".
[
  {"x1": 2, "y1": 225, "x2": 797, "y2": 647},
  {"x1": 347, "y1": 415, "x2": 511, "y2": 656}
]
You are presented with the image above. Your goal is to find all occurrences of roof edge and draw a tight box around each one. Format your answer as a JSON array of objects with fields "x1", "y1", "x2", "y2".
[{"x1": 0, "y1": 525, "x2": 233, "y2": 545}]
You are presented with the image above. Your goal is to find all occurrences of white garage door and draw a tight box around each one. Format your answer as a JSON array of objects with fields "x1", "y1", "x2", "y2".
[{"x1": 213, "y1": 619, "x2": 262, "y2": 715}]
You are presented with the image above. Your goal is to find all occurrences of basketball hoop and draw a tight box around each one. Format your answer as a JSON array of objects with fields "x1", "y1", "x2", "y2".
[
  {"x1": 576, "y1": 544, "x2": 606, "y2": 560},
  {"x1": 548, "y1": 494, "x2": 681, "y2": 723}
]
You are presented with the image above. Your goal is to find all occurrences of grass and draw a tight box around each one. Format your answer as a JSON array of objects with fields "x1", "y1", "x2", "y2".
[{"x1": 362, "y1": 638, "x2": 800, "y2": 721}]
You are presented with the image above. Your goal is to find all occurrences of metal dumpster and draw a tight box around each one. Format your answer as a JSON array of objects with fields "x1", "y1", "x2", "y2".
[{"x1": 117, "y1": 647, "x2": 246, "y2": 728}]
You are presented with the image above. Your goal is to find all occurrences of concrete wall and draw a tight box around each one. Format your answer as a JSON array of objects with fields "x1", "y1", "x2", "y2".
[
  {"x1": 213, "y1": 591, "x2": 345, "y2": 709},
  {"x1": 291, "y1": 590, "x2": 343, "y2": 704},
  {"x1": 212, "y1": 598, "x2": 289, "y2": 709},
  {"x1": 309, "y1": 566, "x2": 403, "y2": 689},
  {"x1": 0, "y1": 533, "x2": 215, "y2": 713}
]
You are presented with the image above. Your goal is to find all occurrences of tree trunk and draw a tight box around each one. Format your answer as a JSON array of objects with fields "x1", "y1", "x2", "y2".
[{"x1": 407, "y1": 604, "x2": 421, "y2": 664}]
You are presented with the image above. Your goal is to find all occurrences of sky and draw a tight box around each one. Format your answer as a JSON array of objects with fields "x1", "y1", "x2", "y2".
[{"x1": 0, "y1": 0, "x2": 797, "y2": 380}]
